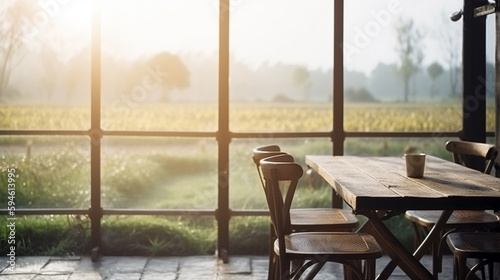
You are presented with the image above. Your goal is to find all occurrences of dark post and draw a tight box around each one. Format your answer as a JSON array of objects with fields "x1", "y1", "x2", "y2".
[
  {"x1": 462, "y1": 0, "x2": 488, "y2": 170},
  {"x1": 496, "y1": 2, "x2": 500, "y2": 177},
  {"x1": 331, "y1": 0, "x2": 344, "y2": 208},
  {"x1": 90, "y1": 0, "x2": 102, "y2": 261},
  {"x1": 333, "y1": 0, "x2": 344, "y2": 157},
  {"x1": 217, "y1": 0, "x2": 231, "y2": 263}
]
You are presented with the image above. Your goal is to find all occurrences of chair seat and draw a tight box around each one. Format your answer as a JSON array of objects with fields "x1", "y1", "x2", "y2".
[
  {"x1": 446, "y1": 232, "x2": 500, "y2": 280},
  {"x1": 276, "y1": 232, "x2": 383, "y2": 258},
  {"x1": 405, "y1": 210, "x2": 500, "y2": 228},
  {"x1": 447, "y1": 232, "x2": 500, "y2": 258},
  {"x1": 290, "y1": 208, "x2": 359, "y2": 231}
]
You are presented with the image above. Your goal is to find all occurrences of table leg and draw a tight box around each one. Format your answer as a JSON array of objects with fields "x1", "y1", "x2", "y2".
[{"x1": 360, "y1": 210, "x2": 453, "y2": 280}]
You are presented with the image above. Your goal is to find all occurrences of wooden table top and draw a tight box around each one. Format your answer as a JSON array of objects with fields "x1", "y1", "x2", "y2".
[{"x1": 305, "y1": 155, "x2": 500, "y2": 211}]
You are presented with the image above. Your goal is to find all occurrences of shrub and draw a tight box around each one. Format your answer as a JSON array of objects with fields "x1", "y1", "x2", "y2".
[{"x1": 100, "y1": 216, "x2": 216, "y2": 256}]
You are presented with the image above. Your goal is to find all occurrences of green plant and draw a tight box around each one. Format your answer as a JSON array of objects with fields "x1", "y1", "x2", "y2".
[
  {"x1": 229, "y1": 217, "x2": 269, "y2": 255},
  {"x1": 100, "y1": 216, "x2": 216, "y2": 256},
  {"x1": 0, "y1": 215, "x2": 90, "y2": 256},
  {"x1": 133, "y1": 237, "x2": 173, "y2": 256}
]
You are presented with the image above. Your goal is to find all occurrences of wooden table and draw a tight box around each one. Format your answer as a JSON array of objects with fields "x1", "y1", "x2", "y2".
[{"x1": 305, "y1": 155, "x2": 500, "y2": 280}]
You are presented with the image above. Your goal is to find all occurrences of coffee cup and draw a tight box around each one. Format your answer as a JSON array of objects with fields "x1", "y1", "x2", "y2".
[{"x1": 404, "y1": 153, "x2": 426, "y2": 178}]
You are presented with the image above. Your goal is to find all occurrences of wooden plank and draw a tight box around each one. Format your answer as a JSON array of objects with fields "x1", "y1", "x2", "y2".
[
  {"x1": 341, "y1": 156, "x2": 445, "y2": 197},
  {"x1": 383, "y1": 156, "x2": 500, "y2": 211},
  {"x1": 339, "y1": 156, "x2": 448, "y2": 210},
  {"x1": 423, "y1": 157, "x2": 500, "y2": 197},
  {"x1": 433, "y1": 162, "x2": 500, "y2": 192},
  {"x1": 424, "y1": 157, "x2": 500, "y2": 209},
  {"x1": 306, "y1": 156, "x2": 402, "y2": 210},
  {"x1": 306, "y1": 155, "x2": 500, "y2": 211},
  {"x1": 346, "y1": 156, "x2": 500, "y2": 197}
]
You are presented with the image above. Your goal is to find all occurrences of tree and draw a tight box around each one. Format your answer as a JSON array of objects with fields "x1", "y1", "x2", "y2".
[
  {"x1": 368, "y1": 62, "x2": 400, "y2": 101},
  {"x1": 63, "y1": 47, "x2": 90, "y2": 102},
  {"x1": 147, "y1": 52, "x2": 190, "y2": 102},
  {"x1": 427, "y1": 62, "x2": 444, "y2": 99},
  {"x1": 38, "y1": 31, "x2": 69, "y2": 102},
  {"x1": 0, "y1": 0, "x2": 33, "y2": 99},
  {"x1": 437, "y1": 13, "x2": 461, "y2": 97},
  {"x1": 394, "y1": 19, "x2": 424, "y2": 102},
  {"x1": 344, "y1": 87, "x2": 378, "y2": 103}
]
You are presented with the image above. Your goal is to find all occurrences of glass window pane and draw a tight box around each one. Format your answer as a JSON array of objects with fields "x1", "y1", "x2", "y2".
[
  {"x1": 486, "y1": 16, "x2": 495, "y2": 134},
  {"x1": 344, "y1": 103, "x2": 462, "y2": 132},
  {"x1": 231, "y1": 103, "x2": 332, "y2": 132},
  {"x1": 344, "y1": 138, "x2": 453, "y2": 159},
  {"x1": 102, "y1": 216, "x2": 216, "y2": 256},
  {"x1": 101, "y1": 137, "x2": 217, "y2": 209},
  {"x1": 0, "y1": 215, "x2": 90, "y2": 255},
  {"x1": 0, "y1": 136, "x2": 90, "y2": 209},
  {"x1": 0, "y1": 0, "x2": 91, "y2": 130},
  {"x1": 229, "y1": 216, "x2": 268, "y2": 255},
  {"x1": 100, "y1": 0, "x2": 218, "y2": 131},
  {"x1": 344, "y1": 0, "x2": 464, "y2": 132},
  {"x1": 230, "y1": 138, "x2": 333, "y2": 210},
  {"x1": 229, "y1": 0, "x2": 333, "y2": 132}
]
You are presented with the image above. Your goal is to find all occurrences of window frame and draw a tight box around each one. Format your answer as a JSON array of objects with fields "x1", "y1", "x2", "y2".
[{"x1": 1, "y1": 0, "x2": 493, "y2": 262}]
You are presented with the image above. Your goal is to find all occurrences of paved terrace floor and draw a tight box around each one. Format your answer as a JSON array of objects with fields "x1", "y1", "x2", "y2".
[{"x1": 0, "y1": 254, "x2": 457, "y2": 280}]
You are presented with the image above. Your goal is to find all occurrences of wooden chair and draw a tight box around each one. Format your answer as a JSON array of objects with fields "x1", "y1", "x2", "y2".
[
  {"x1": 446, "y1": 232, "x2": 500, "y2": 280},
  {"x1": 405, "y1": 140, "x2": 500, "y2": 278},
  {"x1": 252, "y1": 145, "x2": 359, "y2": 279},
  {"x1": 252, "y1": 145, "x2": 359, "y2": 232},
  {"x1": 260, "y1": 155, "x2": 383, "y2": 280}
]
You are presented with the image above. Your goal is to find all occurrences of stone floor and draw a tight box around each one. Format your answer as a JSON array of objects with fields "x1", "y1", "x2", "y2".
[
  {"x1": 0, "y1": 254, "x2": 459, "y2": 280},
  {"x1": 0, "y1": 254, "x2": 458, "y2": 280}
]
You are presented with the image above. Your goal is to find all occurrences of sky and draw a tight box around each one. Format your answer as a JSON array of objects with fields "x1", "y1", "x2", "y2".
[{"x1": 45, "y1": 0, "x2": 494, "y2": 75}]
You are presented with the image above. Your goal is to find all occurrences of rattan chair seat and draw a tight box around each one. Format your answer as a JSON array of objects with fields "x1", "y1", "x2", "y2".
[
  {"x1": 290, "y1": 208, "x2": 359, "y2": 231},
  {"x1": 280, "y1": 232, "x2": 382, "y2": 257},
  {"x1": 405, "y1": 210, "x2": 500, "y2": 227},
  {"x1": 446, "y1": 232, "x2": 500, "y2": 280},
  {"x1": 447, "y1": 232, "x2": 500, "y2": 255}
]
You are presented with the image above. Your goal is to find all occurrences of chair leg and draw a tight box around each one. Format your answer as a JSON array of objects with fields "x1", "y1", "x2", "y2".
[
  {"x1": 437, "y1": 228, "x2": 456, "y2": 277},
  {"x1": 269, "y1": 254, "x2": 277, "y2": 280},
  {"x1": 301, "y1": 261, "x2": 325, "y2": 280},
  {"x1": 432, "y1": 233, "x2": 440, "y2": 278},
  {"x1": 344, "y1": 260, "x2": 367, "y2": 280},
  {"x1": 487, "y1": 261, "x2": 493, "y2": 280},
  {"x1": 364, "y1": 259, "x2": 376, "y2": 280},
  {"x1": 268, "y1": 224, "x2": 277, "y2": 280},
  {"x1": 299, "y1": 261, "x2": 326, "y2": 280},
  {"x1": 344, "y1": 264, "x2": 355, "y2": 280},
  {"x1": 466, "y1": 259, "x2": 491, "y2": 280},
  {"x1": 411, "y1": 222, "x2": 423, "y2": 251},
  {"x1": 456, "y1": 255, "x2": 466, "y2": 280},
  {"x1": 268, "y1": 253, "x2": 274, "y2": 280}
]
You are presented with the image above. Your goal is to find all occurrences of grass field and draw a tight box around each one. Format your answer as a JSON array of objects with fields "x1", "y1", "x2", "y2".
[
  {"x1": 0, "y1": 101, "x2": 496, "y2": 256},
  {"x1": 1, "y1": 101, "x2": 495, "y2": 132}
]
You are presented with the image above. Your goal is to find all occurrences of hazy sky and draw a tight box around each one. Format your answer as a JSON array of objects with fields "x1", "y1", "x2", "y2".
[{"x1": 49, "y1": 0, "x2": 493, "y2": 75}]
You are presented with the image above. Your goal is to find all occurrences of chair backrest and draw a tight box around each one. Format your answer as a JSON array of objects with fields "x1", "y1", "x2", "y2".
[
  {"x1": 445, "y1": 140, "x2": 498, "y2": 174},
  {"x1": 260, "y1": 156, "x2": 303, "y2": 243},
  {"x1": 252, "y1": 145, "x2": 288, "y2": 188},
  {"x1": 256, "y1": 152, "x2": 295, "y2": 212}
]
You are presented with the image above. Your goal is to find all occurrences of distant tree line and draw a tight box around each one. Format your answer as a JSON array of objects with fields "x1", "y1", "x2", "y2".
[{"x1": 3, "y1": 2, "x2": 496, "y2": 104}]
